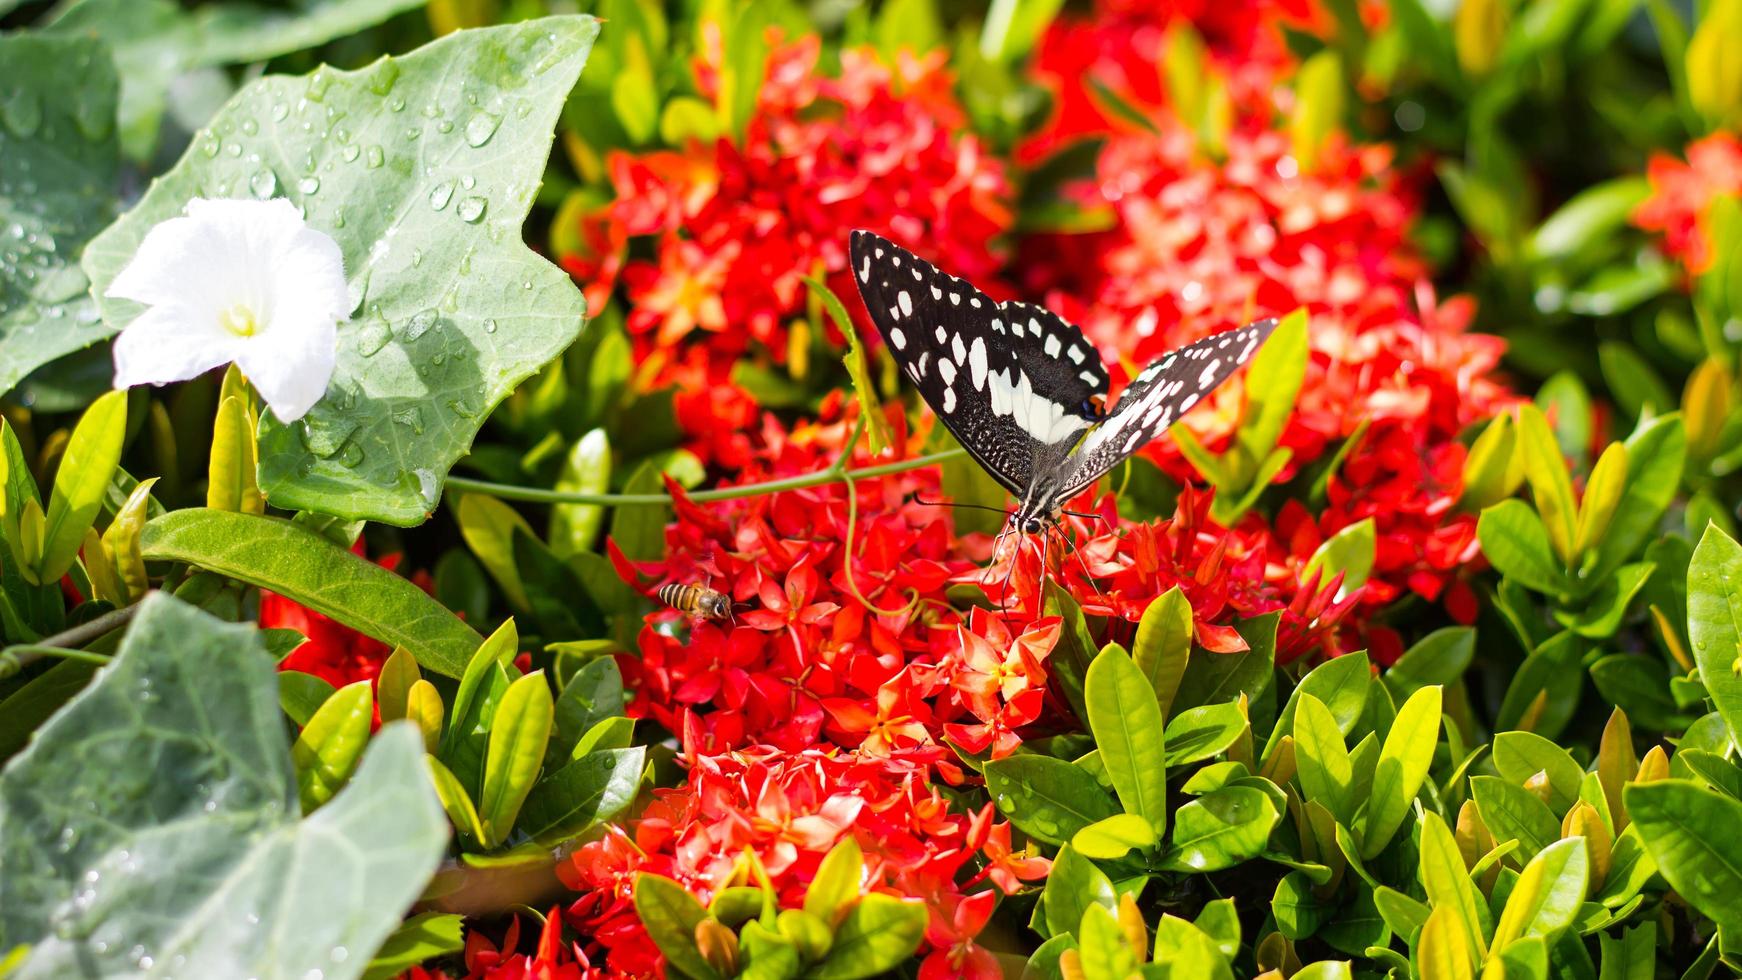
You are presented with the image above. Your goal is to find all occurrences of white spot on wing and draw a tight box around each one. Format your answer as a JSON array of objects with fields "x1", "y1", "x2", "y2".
[
  {"x1": 859, "y1": 256, "x2": 870, "y2": 282},
  {"x1": 1044, "y1": 334, "x2": 1062, "y2": 357},
  {"x1": 1068, "y1": 345, "x2": 1087, "y2": 364},
  {"x1": 940, "y1": 359, "x2": 957, "y2": 385},
  {"x1": 988, "y1": 367, "x2": 1082, "y2": 444},
  {"x1": 898, "y1": 291, "x2": 912, "y2": 316},
  {"x1": 949, "y1": 293, "x2": 961, "y2": 306},
  {"x1": 935, "y1": 325, "x2": 947, "y2": 344},
  {"x1": 943, "y1": 387, "x2": 956, "y2": 413},
  {"x1": 952, "y1": 335, "x2": 967, "y2": 364},
  {"x1": 969, "y1": 337, "x2": 988, "y2": 389},
  {"x1": 1079, "y1": 370, "x2": 1100, "y2": 386},
  {"x1": 1198, "y1": 360, "x2": 1221, "y2": 387},
  {"x1": 890, "y1": 327, "x2": 906, "y2": 350}
]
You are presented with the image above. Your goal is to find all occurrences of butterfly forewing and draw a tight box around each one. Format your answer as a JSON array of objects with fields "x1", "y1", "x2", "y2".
[
  {"x1": 1054, "y1": 317, "x2": 1279, "y2": 500},
  {"x1": 850, "y1": 230, "x2": 1108, "y2": 495}
]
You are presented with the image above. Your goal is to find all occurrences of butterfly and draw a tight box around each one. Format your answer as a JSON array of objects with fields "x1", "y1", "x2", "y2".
[{"x1": 849, "y1": 229, "x2": 1277, "y2": 554}]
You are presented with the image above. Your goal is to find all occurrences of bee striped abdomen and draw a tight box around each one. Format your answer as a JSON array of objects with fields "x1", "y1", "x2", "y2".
[{"x1": 657, "y1": 582, "x2": 731, "y2": 620}]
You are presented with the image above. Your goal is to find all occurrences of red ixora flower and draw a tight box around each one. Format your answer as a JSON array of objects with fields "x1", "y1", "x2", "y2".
[{"x1": 1633, "y1": 132, "x2": 1742, "y2": 276}]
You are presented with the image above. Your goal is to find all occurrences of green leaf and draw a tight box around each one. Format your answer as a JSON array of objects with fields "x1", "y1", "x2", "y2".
[
  {"x1": 1175, "y1": 612, "x2": 1278, "y2": 712},
  {"x1": 1289, "y1": 51, "x2": 1344, "y2": 172},
  {"x1": 1078, "y1": 903, "x2": 1140, "y2": 979},
  {"x1": 810, "y1": 893, "x2": 926, "y2": 979},
  {"x1": 1557, "y1": 562, "x2": 1653, "y2": 638},
  {"x1": 83, "y1": 17, "x2": 600, "y2": 525},
  {"x1": 1131, "y1": 585, "x2": 1192, "y2": 717},
  {"x1": 1162, "y1": 785, "x2": 1279, "y2": 872},
  {"x1": 141, "y1": 508, "x2": 480, "y2": 677},
  {"x1": 1294, "y1": 694, "x2": 1353, "y2": 823},
  {"x1": 1042, "y1": 846, "x2": 1116, "y2": 939},
  {"x1": 426, "y1": 754, "x2": 484, "y2": 841},
  {"x1": 1236, "y1": 308, "x2": 1309, "y2": 468},
  {"x1": 804, "y1": 836, "x2": 863, "y2": 924},
  {"x1": 361, "y1": 912, "x2": 465, "y2": 980},
  {"x1": 279, "y1": 670, "x2": 337, "y2": 727},
  {"x1": 38, "y1": 390, "x2": 127, "y2": 585},
  {"x1": 550, "y1": 657, "x2": 625, "y2": 761},
  {"x1": 517, "y1": 745, "x2": 644, "y2": 840},
  {"x1": 1163, "y1": 702, "x2": 1246, "y2": 767},
  {"x1": 1264, "y1": 649, "x2": 1371, "y2": 764},
  {"x1": 1492, "y1": 837, "x2": 1590, "y2": 951},
  {"x1": 1479, "y1": 500, "x2": 1567, "y2": 595},
  {"x1": 1516, "y1": 404, "x2": 1578, "y2": 564},
  {"x1": 439, "y1": 619, "x2": 518, "y2": 800},
  {"x1": 0, "y1": 34, "x2": 118, "y2": 397},
  {"x1": 634, "y1": 873, "x2": 718, "y2": 980},
  {"x1": 478, "y1": 671, "x2": 553, "y2": 847},
  {"x1": 1302, "y1": 517, "x2": 1376, "y2": 593},
  {"x1": 984, "y1": 754, "x2": 1120, "y2": 846},
  {"x1": 1473, "y1": 775, "x2": 1562, "y2": 862},
  {"x1": 1419, "y1": 904, "x2": 1477, "y2": 980},
  {"x1": 1073, "y1": 813, "x2": 1159, "y2": 860},
  {"x1": 291, "y1": 678, "x2": 373, "y2": 812},
  {"x1": 1529, "y1": 177, "x2": 1652, "y2": 263},
  {"x1": 1461, "y1": 413, "x2": 1520, "y2": 511},
  {"x1": 1493, "y1": 731, "x2": 1584, "y2": 813},
  {"x1": 1086, "y1": 643, "x2": 1169, "y2": 833},
  {"x1": 1689, "y1": 525, "x2": 1742, "y2": 749},
  {"x1": 1596, "y1": 922, "x2": 1656, "y2": 980},
  {"x1": 0, "y1": 595, "x2": 446, "y2": 978},
  {"x1": 1419, "y1": 811, "x2": 1488, "y2": 962},
  {"x1": 548, "y1": 429, "x2": 611, "y2": 558},
  {"x1": 1361, "y1": 685, "x2": 1440, "y2": 859},
  {"x1": 804, "y1": 275, "x2": 890, "y2": 455},
  {"x1": 1625, "y1": 780, "x2": 1742, "y2": 930},
  {"x1": 1385, "y1": 627, "x2": 1474, "y2": 698}
]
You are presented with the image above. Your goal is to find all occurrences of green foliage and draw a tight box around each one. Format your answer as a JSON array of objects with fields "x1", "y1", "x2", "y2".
[
  {"x1": 84, "y1": 18, "x2": 600, "y2": 525},
  {"x1": 0, "y1": 595, "x2": 446, "y2": 979}
]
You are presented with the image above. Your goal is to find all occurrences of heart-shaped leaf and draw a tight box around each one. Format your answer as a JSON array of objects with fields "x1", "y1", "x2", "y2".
[{"x1": 83, "y1": 17, "x2": 600, "y2": 524}]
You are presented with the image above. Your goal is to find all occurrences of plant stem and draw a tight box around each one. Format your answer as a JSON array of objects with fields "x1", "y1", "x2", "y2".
[
  {"x1": 0, "y1": 600, "x2": 141, "y2": 680},
  {"x1": 444, "y1": 448, "x2": 967, "y2": 506}
]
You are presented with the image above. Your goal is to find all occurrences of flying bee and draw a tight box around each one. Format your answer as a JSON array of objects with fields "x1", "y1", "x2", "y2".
[{"x1": 657, "y1": 582, "x2": 734, "y2": 621}]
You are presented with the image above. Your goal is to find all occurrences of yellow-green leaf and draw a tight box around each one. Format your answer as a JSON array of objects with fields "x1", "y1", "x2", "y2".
[
  {"x1": 1294, "y1": 693, "x2": 1353, "y2": 824},
  {"x1": 378, "y1": 646, "x2": 421, "y2": 723},
  {"x1": 291, "y1": 679, "x2": 373, "y2": 812},
  {"x1": 407, "y1": 679, "x2": 444, "y2": 754},
  {"x1": 1419, "y1": 811, "x2": 1487, "y2": 962},
  {"x1": 1573, "y1": 442, "x2": 1627, "y2": 557},
  {"x1": 1362, "y1": 685, "x2": 1442, "y2": 859},
  {"x1": 1461, "y1": 413, "x2": 1520, "y2": 511},
  {"x1": 1687, "y1": 0, "x2": 1742, "y2": 126},
  {"x1": 548, "y1": 429, "x2": 611, "y2": 559},
  {"x1": 1289, "y1": 54, "x2": 1344, "y2": 173},
  {"x1": 1132, "y1": 585, "x2": 1192, "y2": 717},
  {"x1": 1491, "y1": 837, "x2": 1590, "y2": 951},
  {"x1": 38, "y1": 389, "x2": 128, "y2": 584},
  {"x1": 478, "y1": 670, "x2": 553, "y2": 847},
  {"x1": 81, "y1": 526, "x2": 124, "y2": 606},
  {"x1": 427, "y1": 754, "x2": 484, "y2": 840},
  {"x1": 101, "y1": 476, "x2": 157, "y2": 603},
  {"x1": 1236, "y1": 308, "x2": 1309, "y2": 471},
  {"x1": 455, "y1": 493, "x2": 534, "y2": 611},
  {"x1": 207, "y1": 395, "x2": 263, "y2": 515},
  {"x1": 1516, "y1": 404, "x2": 1577, "y2": 565},
  {"x1": 803, "y1": 835, "x2": 863, "y2": 925},
  {"x1": 805, "y1": 274, "x2": 891, "y2": 455},
  {"x1": 1419, "y1": 904, "x2": 1476, "y2": 980}
]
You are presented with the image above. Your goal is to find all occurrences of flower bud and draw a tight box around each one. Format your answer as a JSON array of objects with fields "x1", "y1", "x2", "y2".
[
  {"x1": 1117, "y1": 893, "x2": 1149, "y2": 963},
  {"x1": 695, "y1": 918, "x2": 740, "y2": 976},
  {"x1": 1561, "y1": 800, "x2": 1612, "y2": 890}
]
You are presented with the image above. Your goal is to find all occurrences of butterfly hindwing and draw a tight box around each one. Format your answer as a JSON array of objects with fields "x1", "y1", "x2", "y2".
[
  {"x1": 850, "y1": 230, "x2": 1106, "y2": 495},
  {"x1": 1055, "y1": 317, "x2": 1279, "y2": 500}
]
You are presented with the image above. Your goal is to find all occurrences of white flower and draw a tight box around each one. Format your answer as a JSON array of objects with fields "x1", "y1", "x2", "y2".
[{"x1": 107, "y1": 198, "x2": 348, "y2": 423}]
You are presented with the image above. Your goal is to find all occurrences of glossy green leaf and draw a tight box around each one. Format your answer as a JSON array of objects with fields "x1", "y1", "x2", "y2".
[
  {"x1": 38, "y1": 390, "x2": 127, "y2": 585},
  {"x1": 1294, "y1": 693, "x2": 1353, "y2": 823},
  {"x1": 1132, "y1": 585, "x2": 1192, "y2": 717},
  {"x1": 477, "y1": 671, "x2": 553, "y2": 847},
  {"x1": 1163, "y1": 702, "x2": 1246, "y2": 768},
  {"x1": 1492, "y1": 837, "x2": 1590, "y2": 951},
  {"x1": 810, "y1": 893, "x2": 926, "y2": 979},
  {"x1": 1419, "y1": 811, "x2": 1487, "y2": 962},
  {"x1": 1529, "y1": 177, "x2": 1651, "y2": 262},
  {"x1": 1163, "y1": 785, "x2": 1279, "y2": 872},
  {"x1": 360, "y1": 912, "x2": 465, "y2": 980},
  {"x1": 517, "y1": 745, "x2": 644, "y2": 840},
  {"x1": 1595, "y1": 922, "x2": 1655, "y2": 980},
  {"x1": 1688, "y1": 525, "x2": 1742, "y2": 748},
  {"x1": 141, "y1": 508, "x2": 480, "y2": 677},
  {"x1": 1478, "y1": 500, "x2": 1567, "y2": 595},
  {"x1": 1385, "y1": 627, "x2": 1474, "y2": 698},
  {"x1": 278, "y1": 670, "x2": 336, "y2": 728},
  {"x1": 1086, "y1": 643, "x2": 1169, "y2": 833},
  {"x1": 1043, "y1": 845, "x2": 1116, "y2": 939},
  {"x1": 1516, "y1": 404, "x2": 1577, "y2": 564},
  {"x1": 1461, "y1": 413, "x2": 1520, "y2": 511},
  {"x1": 1625, "y1": 780, "x2": 1742, "y2": 930},
  {"x1": 984, "y1": 754, "x2": 1120, "y2": 846},
  {"x1": 1264, "y1": 649, "x2": 1371, "y2": 763},
  {"x1": 1418, "y1": 904, "x2": 1476, "y2": 980},
  {"x1": 0, "y1": 34, "x2": 118, "y2": 398},
  {"x1": 548, "y1": 429, "x2": 611, "y2": 558},
  {"x1": 1237, "y1": 308, "x2": 1309, "y2": 468},
  {"x1": 84, "y1": 17, "x2": 600, "y2": 525},
  {"x1": 1473, "y1": 775, "x2": 1562, "y2": 862},
  {"x1": 291, "y1": 678, "x2": 373, "y2": 812},
  {"x1": 551, "y1": 657, "x2": 625, "y2": 761},
  {"x1": 1302, "y1": 517, "x2": 1376, "y2": 594},
  {"x1": 0, "y1": 595, "x2": 445, "y2": 979},
  {"x1": 634, "y1": 873, "x2": 718, "y2": 980},
  {"x1": 377, "y1": 646, "x2": 420, "y2": 724},
  {"x1": 804, "y1": 835, "x2": 863, "y2": 924},
  {"x1": 439, "y1": 619, "x2": 518, "y2": 800},
  {"x1": 456, "y1": 493, "x2": 535, "y2": 611},
  {"x1": 1073, "y1": 813, "x2": 1159, "y2": 860},
  {"x1": 1176, "y1": 612, "x2": 1278, "y2": 712},
  {"x1": 1493, "y1": 731, "x2": 1583, "y2": 813},
  {"x1": 1591, "y1": 415, "x2": 1685, "y2": 581},
  {"x1": 1078, "y1": 903, "x2": 1140, "y2": 979},
  {"x1": 426, "y1": 754, "x2": 484, "y2": 841},
  {"x1": 1361, "y1": 685, "x2": 1440, "y2": 859}
]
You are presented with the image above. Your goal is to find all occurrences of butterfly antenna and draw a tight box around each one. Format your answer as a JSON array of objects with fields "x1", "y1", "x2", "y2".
[{"x1": 913, "y1": 493, "x2": 1015, "y2": 516}]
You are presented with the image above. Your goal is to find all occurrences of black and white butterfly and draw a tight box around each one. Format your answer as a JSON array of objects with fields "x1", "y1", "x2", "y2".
[{"x1": 849, "y1": 229, "x2": 1276, "y2": 545}]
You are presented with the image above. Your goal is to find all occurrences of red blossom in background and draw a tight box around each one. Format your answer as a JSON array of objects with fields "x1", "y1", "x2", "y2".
[
  {"x1": 261, "y1": 543, "x2": 431, "y2": 690},
  {"x1": 1633, "y1": 132, "x2": 1742, "y2": 276}
]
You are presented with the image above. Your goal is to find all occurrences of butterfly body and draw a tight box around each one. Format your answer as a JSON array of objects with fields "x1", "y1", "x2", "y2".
[{"x1": 849, "y1": 229, "x2": 1277, "y2": 536}]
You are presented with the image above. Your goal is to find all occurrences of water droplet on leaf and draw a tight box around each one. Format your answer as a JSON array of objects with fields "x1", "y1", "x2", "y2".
[
  {"x1": 402, "y1": 308, "x2": 438, "y2": 342},
  {"x1": 297, "y1": 176, "x2": 320, "y2": 195},
  {"x1": 456, "y1": 197, "x2": 486, "y2": 223},
  {"x1": 365, "y1": 145, "x2": 384, "y2": 168},
  {"x1": 428, "y1": 180, "x2": 455, "y2": 211},
  {"x1": 249, "y1": 170, "x2": 278, "y2": 199},
  {"x1": 464, "y1": 111, "x2": 501, "y2": 147}
]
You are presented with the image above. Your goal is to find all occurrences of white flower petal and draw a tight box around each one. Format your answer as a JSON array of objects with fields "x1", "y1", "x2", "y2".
[
  {"x1": 112, "y1": 305, "x2": 239, "y2": 388},
  {"x1": 237, "y1": 316, "x2": 338, "y2": 423}
]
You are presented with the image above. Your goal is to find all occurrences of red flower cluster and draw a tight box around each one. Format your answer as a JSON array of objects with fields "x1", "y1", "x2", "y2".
[
  {"x1": 1633, "y1": 132, "x2": 1742, "y2": 276},
  {"x1": 558, "y1": 739, "x2": 1045, "y2": 978},
  {"x1": 562, "y1": 36, "x2": 1013, "y2": 385}
]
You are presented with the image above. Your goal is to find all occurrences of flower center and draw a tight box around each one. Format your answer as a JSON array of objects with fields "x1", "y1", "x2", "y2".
[{"x1": 218, "y1": 303, "x2": 261, "y2": 337}]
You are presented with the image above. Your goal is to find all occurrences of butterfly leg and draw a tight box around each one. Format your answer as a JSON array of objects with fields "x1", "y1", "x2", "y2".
[{"x1": 1057, "y1": 523, "x2": 1107, "y2": 604}]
